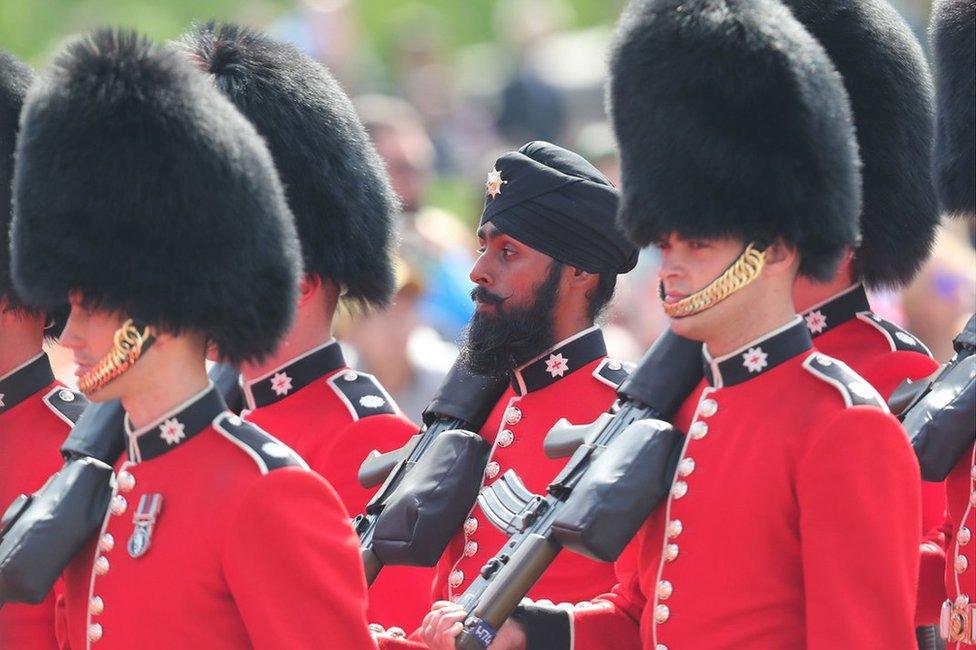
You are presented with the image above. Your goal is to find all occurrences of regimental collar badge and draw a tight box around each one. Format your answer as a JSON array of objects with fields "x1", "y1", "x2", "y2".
[
  {"x1": 511, "y1": 326, "x2": 607, "y2": 395},
  {"x1": 485, "y1": 168, "x2": 507, "y2": 199},
  {"x1": 800, "y1": 283, "x2": 869, "y2": 337},
  {"x1": 128, "y1": 493, "x2": 163, "y2": 559},
  {"x1": 243, "y1": 340, "x2": 346, "y2": 409},
  {"x1": 703, "y1": 317, "x2": 812, "y2": 388}
]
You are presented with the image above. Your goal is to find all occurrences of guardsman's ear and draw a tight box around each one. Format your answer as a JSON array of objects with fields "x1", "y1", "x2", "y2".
[
  {"x1": 763, "y1": 238, "x2": 800, "y2": 276},
  {"x1": 297, "y1": 274, "x2": 323, "y2": 308},
  {"x1": 568, "y1": 266, "x2": 598, "y2": 291}
]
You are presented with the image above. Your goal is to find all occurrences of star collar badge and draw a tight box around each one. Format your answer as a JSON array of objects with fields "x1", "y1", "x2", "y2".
[
  {"x1": 270, "y1": 371, "x2": 293, "y2": 397},
  {"x1": 545, "y1": 353, "x2": 570, "y2": 378},
  {"x1": 485, "y1": 168, "x2": 507, "y2": 198},
  {"x1": 741, "y1": 347, "x2": 769, "y2": 373},
  {"x1": 0, "y1": 393, "x2": 5, "y2": 409},
  {"x1": 804, "y1": 310, "x2": 828, "y2": 334},
  {"x1": 159, "y1": 418, "x2": 186, "y2": 446}
]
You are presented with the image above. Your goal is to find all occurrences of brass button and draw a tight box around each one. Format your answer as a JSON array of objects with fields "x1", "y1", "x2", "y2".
[
  {"x1": 110, "y1": 494, "x2": 127, "y2": 516},
  {"x1": 497, "y1": 429, "x2": 515, "y2": 447},
  {"x1": 689, "y1": 421, "x2": 708, "y2": 440},
  {"x1": 698, "y1": 399, "x2": 718, "y2": 417},
  {"x1": 958, "y1": 527, "x2": 971, "y2": 546},
  {"x1": 88, "y1": 623, "x2": 103, "y2": 642},
  {"x1": 677, "y1": 458, "x2": 696, "y2": 477},
  {"x1": 464, "y1": 517, "x2": 478, "y2": 536},
  {"x1": 449, "y1": 569, "x2": 464, "y2": 588},
  {"x1": 654, "y1": 604, "x2": 670, "y2": 624},
  {"x1": 670, "y1": 481, "x2": 688, "y2": 499},
  {"x1": 657, "y1": 580, "x2": 673, "y2": 600},
  {"x1": 664, "y1": 543, "x2": 679, "y2": 562},
  {"x1": 666, "y1": 520, "x2": 683, "y2": 538},
  {"x1": 117, "y1": 471, "x2": 135, "y2": 493},
  {"x1": 99, "y1": 534, "x2": 115, "y2": 553},
  {"x1": 954, "y1": 555, "x2": 968, "y2": 574},
  {"x1": 504, "y1": 406, "x2": 522, "y2": 425},
  {"x1": 485, "y1": 461, "x2": 500, "y2": 480},
  {"x1": 58, "y1": 389, "x2": 75, "y2": 402},
  {"x1": 94, "y1": 555, "x2": 110, "y2": 576},
  {"x1": 89, "y1": 596, "x2": 104, "y2": 616},
  {"x1": 464, "y1": 540, "x2": 479, "y2": 557}
]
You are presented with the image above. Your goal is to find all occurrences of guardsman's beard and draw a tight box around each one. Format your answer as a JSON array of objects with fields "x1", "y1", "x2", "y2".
[{"x1": 458, "y1": 262, "x2": 562, "y2": 378}]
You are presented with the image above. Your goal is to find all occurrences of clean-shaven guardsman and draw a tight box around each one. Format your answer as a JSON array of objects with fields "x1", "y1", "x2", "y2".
[
  {"x1": 373, "y1": 141, "x2": 639, "y2": 648},
  {"x1": 0, "y1": 48, "x2": 86, "y2": 650},
  {"x1": 178, "y1": 23, "x2": 426, "y2": 631},
  {"x1": 781, "y1": 0, "x2": 946, "y2": 632},
  {"x1": 423, "y1": 0, "x2": 922, "y2": 647},
  {"x1": 10, "y1": 30, "x2": 375, "y2": 649},
  {"x1": 923, "y1": 1, "x2": 976, "y2": 645}
]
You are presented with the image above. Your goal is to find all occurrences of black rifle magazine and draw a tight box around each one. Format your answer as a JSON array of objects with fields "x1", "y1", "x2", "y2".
[
  {"x1": 0, "y1": 456, "x2": 115, "y2": 604},
  {"x1": 551, "y1": 419, "x2": 683, "y2": 562},
  {"x1": 372, "y1": 429, "x2": 490, "y2": 567},
  {"x1": 907, "y1": 354, "x2": 976, "y2": 482}
]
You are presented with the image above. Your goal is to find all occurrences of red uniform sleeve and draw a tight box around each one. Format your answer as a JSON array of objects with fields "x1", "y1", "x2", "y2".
[
  {"x1": 568, "y1": 570, "x2": 645, "y2": 650},
  {"x1": 796, "y1": 407, "x2": 921, "y2": 649},
  {"x1": 222, "y1": 468, "x2": 376, "y2": 649}
]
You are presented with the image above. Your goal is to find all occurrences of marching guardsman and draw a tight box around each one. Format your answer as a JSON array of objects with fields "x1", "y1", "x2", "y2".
[
  {"x1": 431, "y1": 0, "x2": 923, "y2": 647},
  {"x1": 374, "y1": 141, "x2": 639, "y2": 647},
  {"x1": 781, "y1": 0, "x2": 947, "y2": 632},
  {"x1": 0, "y1": 49, "x2": 86, "y2": 650},
  {"x1": 178, "y1": 23, "x2": 426, "y2": 630},
  {"x1": 10, "y1": 30, "x2": 374, "y2": 649},
  {"x1": 925, "y1": 0, "x2": 975, "y2": 645}
]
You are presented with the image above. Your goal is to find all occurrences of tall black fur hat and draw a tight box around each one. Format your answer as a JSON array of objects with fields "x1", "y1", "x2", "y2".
[
  {"x1": 0, "y1": 50, "x2": 34, "y2": 313},
  {"x1": 783, "y1": 0, "x2": 938, "y2": 288},
  {"x1": 11, "y1": 30, "x2": 301, "y2": 364},
  {"x1": 930, "y1": 0, "x2": 975, "y2": 217},
  {"x1": 179, "y1": 22, "x2": 398, "y2": 309},
  {"x1": 608, "y1": 0, "x2": 861, "y2": 281}
]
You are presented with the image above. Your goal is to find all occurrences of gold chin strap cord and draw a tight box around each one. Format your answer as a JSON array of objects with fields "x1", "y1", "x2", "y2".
[
  {"x1": 78, "y1": 319, "x2": 155, "y2": 396},
  {"x1": 660, "y1": 242, "x2": 767, "y2": 319}
]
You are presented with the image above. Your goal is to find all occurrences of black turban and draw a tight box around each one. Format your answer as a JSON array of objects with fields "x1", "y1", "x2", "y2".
[{"x1": 479, "y1": 141, "x2": 639, "y2": 274}]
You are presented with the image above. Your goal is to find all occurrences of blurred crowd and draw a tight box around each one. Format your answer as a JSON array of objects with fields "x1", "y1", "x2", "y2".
[{"x1": 42, "y1": 0, "x2": 976, "y2": 424}]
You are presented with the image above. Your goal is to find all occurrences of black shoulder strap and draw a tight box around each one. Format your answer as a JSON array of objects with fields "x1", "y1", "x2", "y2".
[
  {"x1": 592, "y1": 358, "x2": 634, "y2": 389},
  {"x1": 42, "y1": 387, "x2": 89, "y2": 426},
  {"x1": 856, "y1": 312, "x2": 932, "y2": 356},
  {"x1": 212, "y1": 413, "x2": 309, "y2": 475},
  {"x1": 327, "y1": 370, "x2": 399, "y2": 421},
  {"x1": 803, "y1": 353, "x2": 888, "y2": 409}
]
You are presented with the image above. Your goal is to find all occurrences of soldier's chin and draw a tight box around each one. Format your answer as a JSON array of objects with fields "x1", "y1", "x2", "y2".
[{"x1": 667, "y1": 310, "x2": 711, "y2": 343}]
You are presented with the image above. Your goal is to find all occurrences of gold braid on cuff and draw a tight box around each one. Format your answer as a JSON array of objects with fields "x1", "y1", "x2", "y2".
[
  {"x1": 659, "y1": 242, "x2": 767, "y2": 319},
  {"x1": 77, "y1": 319, "x2": 155, "y2": 396}
]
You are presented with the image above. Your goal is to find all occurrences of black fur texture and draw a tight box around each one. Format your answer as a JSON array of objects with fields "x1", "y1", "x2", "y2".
[
  {"x1": 0, "y1": 50, "x2": 33, "y2": 312},
  {"x1": 179, "y1": 22, "x2": 398, "y2": 309},
  {"x1": 11, "y1": 30, "x2": 301, "y2": 363},
  {"x1": 608, "y1": 0, "x2": 861, "y2": 281},
  {"x1": 784, "y1": 0, "x2": 938, "y2": 288},
  {"x1": 930, "y1": 0, "x2": 975, "y2": 217}
]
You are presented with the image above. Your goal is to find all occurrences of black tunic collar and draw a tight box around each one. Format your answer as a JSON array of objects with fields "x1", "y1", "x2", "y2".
[
  {"x1": 799, "y1": 283, "x2": 870, "y2": 338},
  {"x1": 0, "y1": 353, "x2": 55, "y2": 415},
  {"x1": 511, "y1": 326, "x2": 607, "y2": 395},
  {"x1": 124, "y1": 385, "x2": 226, "y2": 463},
  {"x1": 242, "y1": 340, "x2": 346, "y2": 410},
  {"x1": 703, "y1": 317, "x2": 812, "y2": 388}
]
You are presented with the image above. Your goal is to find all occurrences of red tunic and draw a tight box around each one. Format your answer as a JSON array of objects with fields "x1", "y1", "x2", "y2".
[
  {"x1": 374, "y1": 327, "x2": 631, "y2": 647},
  {"x1": 800, "y1": 284, "x2": 945, "y2": 623},
  {"x1": 58, "y1": 386, "x2": 374, "y2": 649},
  {"x1": 0, "y1": 354, "x2": 85, "y2": 650},
  {"x1": 239, "y1": 341, "x2": 427, "y2": 630},
  {"x1": 569, "y1": 318, "x2": 921, "y2": 649}
]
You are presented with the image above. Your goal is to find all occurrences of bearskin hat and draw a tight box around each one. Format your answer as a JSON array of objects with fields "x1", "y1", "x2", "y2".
[
  {"x1": 179, "y1": 22, "x2": 398, "y2": 309},
  {"x1": 608, "y1": 0, "x2": 861, "y2": 281},
  {"x1": 782, "y1": 0, "x2": 938, "y2": 288},
  {"x1": 0, "y1": 50, "x2": 34, "y2": 313},
  {"x1": 930, "y1": 0, "x2": 975, "y2": 217},
  {"x1": 11, "y1": 30, "x2": 301, "y2": 364}
]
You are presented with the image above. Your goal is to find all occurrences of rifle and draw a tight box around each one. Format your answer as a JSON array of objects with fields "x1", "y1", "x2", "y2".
[
  {"x1": 354, "y1": 361, "x2": 509, "y2": 585},
  {"x1": 451, "y1": 330, "x2": 703, "y2": 649},
  {"x1": 0, "y1": 363, "x2": 241, "y2": 606}
]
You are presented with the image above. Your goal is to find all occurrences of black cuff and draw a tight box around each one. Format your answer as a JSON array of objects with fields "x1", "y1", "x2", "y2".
[{"x1": 511, "y1": 604, "x2": 571, "y2": 650}]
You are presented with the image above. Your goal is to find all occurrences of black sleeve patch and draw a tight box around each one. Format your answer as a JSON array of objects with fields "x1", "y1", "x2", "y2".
[
  {"x1": 592, "y1": 358, "x2": 634, "y2": 389},
  {"x1": 42, "y1": 387, "x2": 89, "y2": 426},
  {"x1": 856, "y1": 312, "x2": 933, "y2": 356},
  {"x1": 802, "y1": 353, "x2": 888, "y2": 410},
  {"x1": 213, "y1": 413, "x2": 309, "y2": 475},
  {"x1": 327, "y1": 370, "x2": 399, "y2": 421}
]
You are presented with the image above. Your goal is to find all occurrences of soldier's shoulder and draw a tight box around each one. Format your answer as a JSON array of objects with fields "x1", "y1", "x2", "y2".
[
  {"x1": 326, "y1": 369, "x2": 400, "y2": 421},
  {"x1": 42, "y1": 386, "x2": 88, "y2": 426},
  {"x1": 213, "y1": 412, "x2": 309, "y2": 475},
  {"x1": 855, "y1": 311, "x2": 932, "y2": 356},
  {"x1": 802, "y1": 353, "x2": 888, "y2": 410},
  {"x1": 591, "y1": 358, "x2": 634, "y2": 389}
]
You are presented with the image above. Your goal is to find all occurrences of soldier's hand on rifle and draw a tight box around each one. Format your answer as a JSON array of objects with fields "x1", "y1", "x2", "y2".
[{"x1": 420, "y1": 601, "x2": 526, "y2": 649}]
